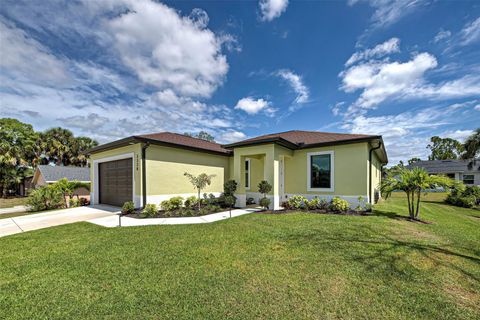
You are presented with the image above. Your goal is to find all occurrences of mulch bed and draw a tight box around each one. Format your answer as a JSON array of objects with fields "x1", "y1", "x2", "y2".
[
  {"x1": 124, "y1": 207, "x2": 235, "y2": 219},
  {"x1": 261, "y1": 209, "x2": 369, "y2": 215}
]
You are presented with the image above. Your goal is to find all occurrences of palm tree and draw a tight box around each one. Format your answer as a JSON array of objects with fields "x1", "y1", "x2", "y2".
[
  {"x1": 70, "y1": 137, "x2": 98, "y2": 167},
  {"x1": 380, "y1": 167, "x2": 453, "y2": 220},
  {"x1": 184, "y1": 172, "x2": 215, "y2": 210},
  {"x1": 462, "y1": 128, "x2": 480, "y2": 159},
  {"x1": 43, "y1": 127, "x2": 75, "y2": 165}
]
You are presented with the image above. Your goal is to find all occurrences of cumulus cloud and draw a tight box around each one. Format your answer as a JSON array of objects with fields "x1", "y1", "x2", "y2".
[
  {"x1": 105, "y1": 1, "x2": 228, "y2": 98},
  {"x1": 0, "y1": 0, "x2": 244, "y2": 143},
  {"x1": 259, "y1": 0, "x2": 289, "y2": 22},
  {"x1": 234, "y1": 97, "x2": 276, "y2": 115},
  {"x1": 341, "y1": 52, "x2": 438, "y2": 109},
  {"x1": 460, "y1": 17, "x2": 480, "y2": 45},
  {"x1": 346, "y1": 37, "x2": 400, "y2": 66},
  {"x1": 475, "y1": 104, "x2": 480, "y2": 111}
]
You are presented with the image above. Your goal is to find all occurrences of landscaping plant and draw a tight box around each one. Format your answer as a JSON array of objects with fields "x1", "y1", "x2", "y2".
[
  {"x1": 445, "y1": 184, "x2": 480, "y2": 208},
  {"x1": 288, "y1": 195, "x2": 308, "y2": 210},
  {"x1": 330, "y1": 197, "x2": 350, "y2": 212},
  {"x1": 184, "y1": 172, "x2": 215, "y2": 210},
  {"x1": 258, "y1": 180, "x2": 272, "y2": 210},
  {"x1": 26, "y1": 184, "x2": 64, "y2": 211},
  {"x1": 223, "y1": 179, "x2": 238, "y2": 217},
  {"x1": 121, "y1": 201, "x2": 135, "y2": 214},
  {"x1": 380, "y1": 167, "x2": 453, "y2": 220},
  {"x1": 142, "y1": 204, "x2": 157, "y2": 217}
]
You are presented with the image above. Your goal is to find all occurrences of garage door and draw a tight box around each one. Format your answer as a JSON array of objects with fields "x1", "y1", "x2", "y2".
[{"x1": 99, "y1": 158, "x2": 133, "y2": 206}]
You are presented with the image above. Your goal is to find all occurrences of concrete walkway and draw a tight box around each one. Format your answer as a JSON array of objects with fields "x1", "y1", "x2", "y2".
[
  {"x1": 0, "y1": 205, "x2": 119, "y2": 238},
  {"x1": 0, "y1": 205, "x2": 28, "y2": 215},
  {"x1": 87, "y1": 207, "x2": 263, "y2": 228}
]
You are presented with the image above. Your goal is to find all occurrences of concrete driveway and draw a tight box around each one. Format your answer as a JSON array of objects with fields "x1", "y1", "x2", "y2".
[{"x1": 0, "y1": 206, "x2": 119, "y2": 238}]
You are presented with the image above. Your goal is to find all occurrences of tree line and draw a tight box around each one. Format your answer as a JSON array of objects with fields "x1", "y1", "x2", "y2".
[{"x1": 0, "y1": 118, "x2": 98, "y2": 198}]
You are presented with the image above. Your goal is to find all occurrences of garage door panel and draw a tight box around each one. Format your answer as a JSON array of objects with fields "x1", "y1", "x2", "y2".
[{"x1": 99, "y1": 158, "x2": 133, "y2": 206}]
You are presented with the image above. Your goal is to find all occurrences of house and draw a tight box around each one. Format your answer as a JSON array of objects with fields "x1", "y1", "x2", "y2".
[
  {"x1": 407, "y1": 159, "x2": 480, "y2": 186},
  {"x1": 87, "y1": 131, "x2": 388, "y2": 209},
  {"x1": 32, "y1": 165, "x2": 91, "y2": 198}
]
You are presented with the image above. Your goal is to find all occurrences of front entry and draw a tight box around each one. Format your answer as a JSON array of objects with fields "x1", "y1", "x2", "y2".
[{"x1": 99, "y1": 158, "x2": 133, "y2": 206}]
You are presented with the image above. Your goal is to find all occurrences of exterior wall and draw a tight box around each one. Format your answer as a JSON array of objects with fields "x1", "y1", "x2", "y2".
[
  {"x1": 284, "y1": 142, "x2": 370, "y2": 206},
  {"x1": 145, "y1": 145, "x2": 230, "y2": 207},
  {"x1": 89, "y1": 144, "x2": 143, "y2": 207}
]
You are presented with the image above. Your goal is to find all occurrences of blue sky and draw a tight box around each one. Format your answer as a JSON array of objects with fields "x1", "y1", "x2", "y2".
[{"x1": 0, "y1": 0, "x2": 479, "y2": 164}]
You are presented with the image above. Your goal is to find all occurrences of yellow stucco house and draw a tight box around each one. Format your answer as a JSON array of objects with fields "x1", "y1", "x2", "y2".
[{"x1": 87, "y1": 130, "x2": 388, "y2": 210}]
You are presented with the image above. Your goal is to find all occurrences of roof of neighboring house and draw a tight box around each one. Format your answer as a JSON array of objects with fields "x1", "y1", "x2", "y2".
[
  {"x1": 407, "y1": 159, "x2": 480, "y2": 174},
  {"x1": 35, "y1": 165, "x2": 90, "y2": 183},
  {"x1": 87, "y1": 130, "x2": 387, "y2": 162}
]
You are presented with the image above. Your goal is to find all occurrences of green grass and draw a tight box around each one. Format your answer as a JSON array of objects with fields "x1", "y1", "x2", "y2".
[
  {"x1": 0, "y1": 197, "x2": 28, "y2": 208},
  {"x1": 1, "y1": 194, "x2": 479, "y2": 319}
]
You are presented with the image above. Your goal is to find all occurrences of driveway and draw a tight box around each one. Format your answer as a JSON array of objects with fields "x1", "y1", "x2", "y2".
[{"x1": 0, "y1": 206, "x2": 119, "y2": 238}]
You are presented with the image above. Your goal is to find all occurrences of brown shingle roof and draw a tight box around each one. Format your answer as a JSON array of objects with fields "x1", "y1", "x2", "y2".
[
  {"x1": 223, "y1": 130, "x2": 380, "y2": 148},
  {"x1": 137, "y1": 132, "x2": 231, "y2": 154}
]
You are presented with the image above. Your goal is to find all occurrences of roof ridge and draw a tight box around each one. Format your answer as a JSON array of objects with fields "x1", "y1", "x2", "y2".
[{"x1": 139, "y1": 131, "x2": 222, "y2": 146}]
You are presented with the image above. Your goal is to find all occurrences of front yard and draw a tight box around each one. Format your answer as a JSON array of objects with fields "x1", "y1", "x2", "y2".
[{"x1": 0, "y1": 194, "x2": 479, "y2": 319}]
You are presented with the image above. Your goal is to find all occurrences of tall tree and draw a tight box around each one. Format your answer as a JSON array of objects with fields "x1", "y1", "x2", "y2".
[
  {"x1": 0, "y1": 118, "x2": 38, "y2": 197},
  {"x1": 70, "y1": 136, "x2": 98, "y2": 167},
  {"x1": 42, "y1": 127, "x2": 75, "y2": 165},
  {"x1": 427, "y1": 136, "x2": 464, "y2": 160},
  {"x1": 184, "y1": 131, "x2": 215, "y2": 142},
  {"x1": 461, "y1": 128, "x2": 480, "y2": 159},
  {"x1": 408, "y1": 157, "x2": 422, "y2": 165}
]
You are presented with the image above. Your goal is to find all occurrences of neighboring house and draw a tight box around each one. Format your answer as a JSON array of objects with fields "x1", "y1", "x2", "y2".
[
  {"x1": 32, "y1": 165, "x2": 91, "y2": 198},
  {"x1": 87, "y1": 131, "x2": 388, "y2": 209},
  {"x1": 408, "y1": 159, "x2": 480, "y2": 186}
]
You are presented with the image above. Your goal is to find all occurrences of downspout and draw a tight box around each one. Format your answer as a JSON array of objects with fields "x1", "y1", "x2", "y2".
[
  {"x1": 141, "y1": 142, "x2": 150, "y2": 208},
  {"x1": 369, "y1": 141, "x2": 382, "y2": 205}
]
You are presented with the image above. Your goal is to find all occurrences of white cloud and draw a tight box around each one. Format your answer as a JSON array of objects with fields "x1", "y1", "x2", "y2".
[
  {"x1": 460, "y1": 17, "x2": 480, "y2": 45},
  {"x1": 217, "y1": 130, "x2": 247, "y2": 144},
  {"x1": 331, "y1": 102, "x2": 345, "y2": 116},
  {"x1": 348, "y1": 0, "x2": 426, "y2": 28},
  {"x1": 346, "y1": 37, "x2": 400, "y2": 66},
  {"x1": 434, "y1": 29, "x2": 451, "y2": 43},
  {"x1": 340, "y1": 105, "x2": 467, "y2": 164},
  {"x1": 0, "y1": 2, "x2": 243, "y2": 143},
  {"x1": 58, "y1": 113, "x2": 109, "y2": 131},
  {"x1": 105, "y1": 0, "x2": 228, "y2": 98},
  {"x1": 259, "y1": 0, "x2": 289, "y2": 22},
  {"x1": 341, "y1": 52, "x2": 438, "y2": 109},
  {"x1": 441, "y1": 129, "x2": 474, "y2": 142},
  {"x1": 0, "y1": 20, "x2": 70, "y2": 86},
  {"x1": 234, "y1": 97, "x2": 275, "y2": 115},
  {"x1": 276, "y1": 69, "x2": 310, "y2": 109},
  {"x1": 475, "y1": 104, "x2": 480, "y2": 111}
]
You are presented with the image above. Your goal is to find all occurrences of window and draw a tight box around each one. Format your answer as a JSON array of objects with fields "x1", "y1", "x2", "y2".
[
  {"x1": 463, "y1": 174, "x2": 474, "y2": 185},
  {"x1": 307, "y1": 151, "x2": 334, "y2": 191},
  {"x1": 245, "y1": 159, "x2": 250, "y2": 189}
]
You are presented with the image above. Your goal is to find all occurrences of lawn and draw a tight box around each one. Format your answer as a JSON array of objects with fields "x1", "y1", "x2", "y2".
[
  {"x1": 0, "y1": 194, "x2": 479, "y2": 319},
  {"x1": 0, "y1": 197, "x2": 28, "y2": 208}
]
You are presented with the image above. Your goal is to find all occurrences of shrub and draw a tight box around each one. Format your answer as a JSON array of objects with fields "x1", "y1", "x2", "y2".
[
  {"x1": 446, "y1": 184, "x2": 480, "y2": 208},
  {"x1": 122, "y1": 201, "x2": 135, "y2": 214},
  {"x1": 307, "y1": 197, "x2": 321, "y2": 210},
  {"x1": 184, "y1": 196, "x2": 198, "y2": 209},
  {"x1": 260, "y1": 197, "x2": 271, "y2": 210},
  {"x1": 69, "y1": 198, "x2": 80, "y2": 208},
  {"x1": 258, "y1": 180, "x2": 272, "y2": 197},
  {"x1": 281, "y1": 201, "x2": 292, "y2": 210},
  {"x1": 246, "y1": 197, "x2": 255, "y2": 205},
  {"x1": 288, "y1": 195, "x2": 308, "y2": 210},
  {"x1": 329, "y1": 197, "x2": 350, "y2": 212},
  {"x1": 161, "y1": 197, "x2": 183, "y2": 211},
  {"x1": 79, "y1": 198, "x2": 90, "y2": 206},
  {"x1": 27, "y1": 185, "x2": 64, "y2": 212},
  {"x1": 222, "y1": 180, "x2": 237, "y2": 209},
  {"x1": 142, "y1": 204, "x2": 158, "y2": 217}
]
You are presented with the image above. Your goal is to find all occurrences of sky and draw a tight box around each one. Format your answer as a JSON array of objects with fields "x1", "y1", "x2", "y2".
[{"x1": 0, "y1": 0, "x2": 479, "y2": 165}]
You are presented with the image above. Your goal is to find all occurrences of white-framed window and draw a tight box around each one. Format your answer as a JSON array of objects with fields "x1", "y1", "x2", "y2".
[
  {"x1": 307, "y1": 151, "x2": 334, "y2": 192},
  {"x1": 245, "y1": 158, "x2": 251, "y2": 190},
  {"x1": 463, "y1": 174, "x2": 474, "y2": 185}
]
